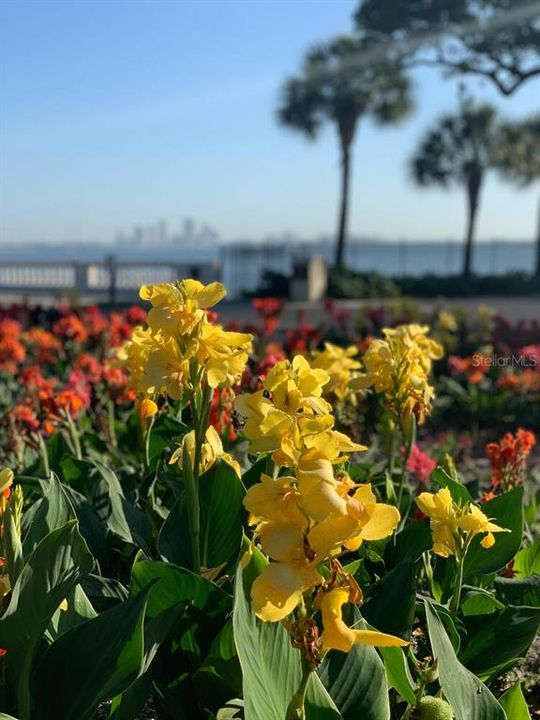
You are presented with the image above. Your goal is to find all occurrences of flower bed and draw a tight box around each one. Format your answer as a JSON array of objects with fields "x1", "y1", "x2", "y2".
[{"x1": 0, "y1": 282, "x2": 538, "y2": 720}]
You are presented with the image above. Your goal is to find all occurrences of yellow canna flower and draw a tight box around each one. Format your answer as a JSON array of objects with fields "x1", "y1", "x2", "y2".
[
  {"x1": 352, "y1": 324, "x2": 443, "y2": 430},
  {"x1": 0, "y1": 467, "x2": 14, "y2": 516},
  {"x1": 170, "y1": 425, "x2": 241, "y2": 478},
  {"x1": 244, "y1": 474, "x2": 304, "y2": 526},
  {"x1": 311, "y1": 342, "x2": 361, "y2": 402},
  {"x1": 456, "y1": 504, "x2": 509, "y2": 549},
  {"x1": 196, "y1": 324, "x2": 252, "y2": 388},
  {"x1": 140, "y1": 279, "x2": 226, "y2": 336},
  {"x1": 137, "y1": 397, "x2": 158, "y2": 421},
  {"x1": 141, "y1": 337, "x2": 193, "y2": 400},
  {"x1": 319, "y1": 588, "x2": 408, "y2": 652},
  {"x1": 416, "y1": 488, "x2": 509, "y2": 557},
  {"x1": 251, "y1": 561, "x2": 322, "y2": 622},
  {"x1": 416, "y1": 488, "x2": 459, "y2": 558}
]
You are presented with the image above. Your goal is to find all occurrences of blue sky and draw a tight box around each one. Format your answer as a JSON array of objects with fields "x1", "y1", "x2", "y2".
[{"x1": 1, "y1": 0, "x2": 539, "y2": 245}]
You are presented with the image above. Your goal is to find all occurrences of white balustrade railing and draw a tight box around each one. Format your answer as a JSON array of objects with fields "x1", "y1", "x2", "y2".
[{"x1": 0, "y1": 260, "x2": 219, "y2": 299}]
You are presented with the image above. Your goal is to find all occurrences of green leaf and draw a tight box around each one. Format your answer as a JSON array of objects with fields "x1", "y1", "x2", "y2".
[
  {"x1": 46, "y1": 584, "x2": 97, "y2": 642},
  {"x1": 90, "y1": 460, "x2": 152, "y2": 553},
  {"x1": 431, "y1": 467, "x2": 473, "y2": 505},
  {"x1": 387, "y1": 519, "x2": 431, "y2": 566},
  {"x1": 378, "y1": 647, "x2": 416, "y2": 706},
  {"x1": 460, "y1": 606, "x2": 540, "y2": 678},
  {"x1": 424, "y1": 599, "x2": 505, "y2": 720},
  {"x1": 494, "y1": 575, "x2": 540, "y2": 607},
  {"x1": 233, "y1": 560, "x2": 341, "y2": 720},
  {"x1": 463, "y1": 488, "x2": 523, "y2": 580},
  {"x1": 21, "y1": 474, "x2": 76, "y2": 555},
  {"x1": 319, "y1": 607, "x2": 391, "y2": 720},
  {"x1": 362, "y1": 561, "x2": 415, "y2": 638},
  {"x1": 498, "y1": 683, "x2": 531, "y2": 720},
  {"x1": 31, "y1": 589, "x2": 151, "y2": 720},
  {"x1": 130, "y1": 558, "x2": 226, "y2": 618},
  {"x1": 62, "y1": 485, "x2": 107, "y2": 564},
  {"x1": 158, "y1": 460, "x2": 245, "y2": 572},
  {"x1": 0, "y1": 521, "x2": 93, "y2": 720},
  {"x1": 461, "y1": 588, "x2": 505, "y2": 617},
  {"x1": 513, "y1": 541, "x2": 540, "y2": 577}
]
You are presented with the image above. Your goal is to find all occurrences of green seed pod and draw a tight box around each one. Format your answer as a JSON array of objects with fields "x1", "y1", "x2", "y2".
[{"x1": 417, "y1": 696, "x2": 453, "y2": 720}]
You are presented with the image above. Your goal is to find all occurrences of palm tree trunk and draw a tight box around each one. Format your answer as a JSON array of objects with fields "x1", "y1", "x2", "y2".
[
  {"x1": 463, "y1": 175, "x2": 481, "y2": 277},
  {"x1": 335, "y1": 142, "x2": 351, "y2": 269},
  {"x1": 535, "y1": 192, "x2": 540, "y2": 276}
]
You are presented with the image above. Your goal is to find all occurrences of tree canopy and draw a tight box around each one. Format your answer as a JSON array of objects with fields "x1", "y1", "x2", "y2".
[{"x1": 355, "y1": 0, "x2": 540, "y2": 95}]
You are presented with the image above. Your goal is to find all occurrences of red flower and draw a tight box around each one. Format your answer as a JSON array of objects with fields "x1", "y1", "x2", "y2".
[{"x1": 486, "y1": 429, "x2": 536, "y2": 491}]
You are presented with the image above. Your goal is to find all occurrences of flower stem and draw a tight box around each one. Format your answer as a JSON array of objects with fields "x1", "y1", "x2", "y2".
[
  {"x1": 285, "y1": 662, "x2": 313, "y2": 720},
  {"x1": 449, "y1": 554, "x2": 465, "y2": 616},
  {"x1": 183, "y1": 441, "x2": 201, "y2": 573}
]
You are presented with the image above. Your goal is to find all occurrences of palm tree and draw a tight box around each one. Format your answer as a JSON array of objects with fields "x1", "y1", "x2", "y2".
[
  {"x1": 494, "y1": 114, "x2": 540, "y2": 275},
  {"x1": 410, "y1": 101, "x2": 499, "y2": 277},
  {"x1": 278, "y1": 36, "x2": 412, "y2": 269}
]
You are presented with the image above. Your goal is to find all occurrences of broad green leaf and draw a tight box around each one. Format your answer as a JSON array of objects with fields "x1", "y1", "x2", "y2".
[
  {"x1": 494, "y1": 575, "x2": 540, "y2": 607},
  {"x1": 319, "y1": 607, "x2": 391, "y2": 720},
  {"x1": 464, "y1": 488, "x2": 523, "y2": 580},
  {"x1": 46, "y1": 584, "x2": 97, "y2": 642},
  {"x1": 461, "y1": 588, "x2": 505, "y2": 617},
  {"x1": 387, "y1": 519, "x2": 431, "y2": 566},
  {"x1": 130, "y1": 558, "x2": 226, "y2": 618},
  {"x1": 21, "y1": 474, "x2": 76, "y2": 555},
  {"x1": 378, "y1": 647, "x2": 416, "y2": 706},
  {"x1": 498, "y1": 683, "x2": 530, "y2": 720},
  {"x1": 362, "y1": 561, "x2": 415, "y2": 638},
  {"x1": 233, "y1": 561, "x2": 341, "y2": 720},
  {"x1": 0, "y1": 521, "x2": 93, "y2": 720},
  {"x1": 424, "y1": 599, "x2": 505, "y2": 720},
  {"x1": 62, "y1": 485, "x2": 107, "y2": 564},
  {"x1": 0, "y1": 715, "x2": 19, "y2": 720},
  {"x1": 513, "y1": 541, "x2": 540, "y2": 577},
  {"x1": 108, "y1": 603, "x2": 184, "y2": 720},
  {"x1": 31, "y1": 589, "x2": 151, "y2": 720},
  {"x1": 460, "y1": 606, "x2": 540, "y2": 678},
  {"x1": 90, "y1": 460, "x2": 151, "y2": 553},
  {"x1": 158, "y1": 459, "x2": 245, "y2": 572},
  {"x1": 431, "y1": 467, "x2": 474, "y2": 505}
]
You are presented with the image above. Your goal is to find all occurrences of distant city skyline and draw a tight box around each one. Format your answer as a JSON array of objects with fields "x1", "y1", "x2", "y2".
[{"x1": 1, "y1": 0, "x2": 539, "y2": 246}]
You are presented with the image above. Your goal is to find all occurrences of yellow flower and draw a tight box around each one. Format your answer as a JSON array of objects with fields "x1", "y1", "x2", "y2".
[
  {"x1": 319, "y1": 588, "x2": 408, "y2": 652},
  {"x1": 141, "y1": 337, "x2": 192, "y2": 400},
  {"x1": 456, "y1": 504, "x2": 509, "y2": 549},
  {"x1": 115, "y1": 325, "x2": 160, "y2": 392},
  {"x1": 170, "y1": 425, "x2": 241, "y2": 478},
  {"x1": 352, "y1": 324, "x2": 443, "y2": 428},
  {"x1": 311, "y1": 343, "x2": 361, "y2": 402},
  {"x1": 196, "y1": 324, "x2": 252, "y2": 388},
  {"x1": 251, "y1": 561, "x2": 322, "y2": 622},
  {"x1": 438, "y1": 310, "x2": 458, "y2": 332},
  {"x1": 416, "y1": 488, "x2": 459, "y2": 558},
  {"x1": 307, "y1": 483, "x2": 400, "y2": 558},
  {"x1": 137, "y1": 397, "x2": 158, "y2": 421},
  {"x1": 140, "y1": 279, "x2": 226, "y2": 336},
  {"x1": 244, "y1": 474, "x2": 304, "y2": 526},
  {"x1": 0, "y1": 467, "x2": 14, "y2": 516},
  {"x1": 416, "y1": 488, "x2": 509, "y2": 557},
  {"x1": 234, "y1": 355, "x2": 364, "y2": 468}
]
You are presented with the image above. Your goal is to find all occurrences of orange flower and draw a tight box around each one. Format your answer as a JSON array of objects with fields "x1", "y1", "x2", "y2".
[{"x1": 486, "y1": 429, "x2": 536, "y2": 491}]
